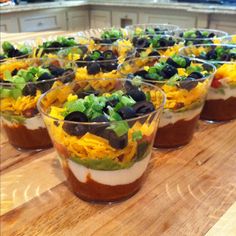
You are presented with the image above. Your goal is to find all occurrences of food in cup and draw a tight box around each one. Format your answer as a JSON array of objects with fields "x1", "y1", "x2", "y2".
[
  {"x1": 0, "y1": 41, "x2": 31, "y2": 62},
  {"x1": 179, "y1": 44, "x2": 236, "y2": 121},
  {"x1": 55, "y1": 42, "x2": 134, "y2": 81},
  {"x1": 175, "y1": 28, "x2": 228, "y2": 46},
  {"x1": 119, "y1": 56, "x2": 215, "y2": 148},
  {"x1": 79, "y1": 27, "x2": 127, "y2": 44},
  {"x1": 38, "y1": 79, "x2": 165, "y2": 202},
  {"x1": 0, "y1": 58, "x2": 76, "y2": 150},
  {"x1": 131, "y1": 34, "x2": 183, "y2": 57},
  {"x1": 126, "y1": 23, "x2": 180, "y2": 36}
]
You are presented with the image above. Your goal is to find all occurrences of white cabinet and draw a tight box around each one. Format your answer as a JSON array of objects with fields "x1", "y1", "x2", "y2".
[
  {"x1": 139, "y1": 12, "x2": 197, "y2": 28},
  {"x1": 19, "y1": 10, "x2": 67, "y2": 32},
  {"x1": 67, "y1": 10, "x2": 89, "y2": 31},
  {"x1": 112, "y1": 11, "x2": 138, "y2": 27},
  {"x1": 90, "y1": 10, "x2": 111, "y2": 28},
  {"x1": 209, "y1": 15, "x2": 235, "y2": 34},
  {"x1": 0, "y1": 15, "x2": 19, "y2": 33}
]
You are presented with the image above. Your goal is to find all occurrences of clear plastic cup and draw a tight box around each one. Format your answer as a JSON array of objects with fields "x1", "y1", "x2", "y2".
[
  {"x1": 0, "y1": 58, "x2": 76, "y2": 150},
  {"x1": 119, "y1": 56, "x2": 216, "y2": 148},
  {"x1": 37, "y1": 78, "x2": 165, "y2": 202},
  {"x1": 174, "y1": 28, "x2": 228, "y2": 46},
  {"x1": 179, "y1": 44, "x2": 236, "y2": 122},
  {"x1": 126, "y1": 23, "x2": 180, "y2": 37}
]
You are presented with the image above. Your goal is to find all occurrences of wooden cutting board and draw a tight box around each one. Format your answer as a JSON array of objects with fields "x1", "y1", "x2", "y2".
[{"x1": 0, "y1": 32, "x2": 236, "y2": 236}]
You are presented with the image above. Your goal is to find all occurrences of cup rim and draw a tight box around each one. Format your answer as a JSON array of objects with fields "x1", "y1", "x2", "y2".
[
  {"x1": 0, "y1": 57, "x2": 77, "y2": 86},
  {"x1": 178, "y1": 43, "x2": 236, "y2": 64},
  {"x1": 125, "y1": 23, "x2": 180, "y2": 32},
  {"x1": 57, "y1": 43, "x2": 136, "y2": 64},
  {"x1": 37, "y1": 78, "x2": 166, "y2": 125},
  {"x1": 118, "y1": 55, "x2": 216, "y2": 84},
  {"x1": 132, "y1": 34, "x2": 184, "y2": 51},
  {"x1": 174, "y1": 28, "x2": 228, "y2": 40}
]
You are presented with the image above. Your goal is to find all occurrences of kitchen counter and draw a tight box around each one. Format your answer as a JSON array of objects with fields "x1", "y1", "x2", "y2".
[
  {"x1": 1, "y1": 0, "x2": 236, "y2": 14},
  {"x1": 0, "y1": 31, "x2": 236, "y2": 235}
]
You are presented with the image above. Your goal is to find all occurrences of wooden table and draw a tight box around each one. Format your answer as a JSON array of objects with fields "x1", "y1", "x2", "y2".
[{"x1": 1, "y1": 32, "x2": 236, "y2": 236}]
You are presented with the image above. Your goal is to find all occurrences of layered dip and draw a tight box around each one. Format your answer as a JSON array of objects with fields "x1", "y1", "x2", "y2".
[
  {"x1": 119, "y1": 56, "x2": 215, "y2": 148},
  {"x1": 38, "y1": 79, "x2": 165, "y2": 202},
  {"x1": 131, "y1": 34, "x2": 183, "y2": 58},
  {"x1": 0, "y1": 58, "x2": 76, "y2": 150},
  {"x1": 0, "y1": 41, "x2": 32, "y2": 63},
  {"x1": 180, "y1": 44, "x2": 236, "y2": 122},
  {"x1": 175, "y1": 28, "x2": 228, "y2": 46},
  {"x1": 126, "y1": 23, "x2": 180, "y2": 36}
]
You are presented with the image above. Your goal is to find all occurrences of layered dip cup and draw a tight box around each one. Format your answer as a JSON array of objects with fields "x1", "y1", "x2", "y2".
[
  {"x1": 179, "y1": 44, "x2": 236, "y2": 122},
  {"x1": 220, "y1": 34, "x2": 236, "y2": 44},
  {"x1": 119, "y1": 56, "x2": 216, "y2": 148},
  {"x1": 78, "y1": 27, "x2": 127, "y2": 44},
  {"x1": 34, "y1": 35, "x2": 92, "y2": 57},
  {"x1": 126, "y1": 23, "x2": 180, "y2": 36},
  {"x1": 130, "y1": 34, "x2": 184, "y2": 58},
  {"x1": 0, "y1": 41, "x2": 32, "y2": 63},
  {"x1": 55, "y1": 41, "x2": 135, "y2": 81},
  {"x1": 174, "y1": 28, "x2": 228, "y2": 46},
  {"x1": 0, "y1": 58, "x2": 76, "y2": 150},
  {"x1": 37, "y1": 78, "x2": 165, "y2": 202}
]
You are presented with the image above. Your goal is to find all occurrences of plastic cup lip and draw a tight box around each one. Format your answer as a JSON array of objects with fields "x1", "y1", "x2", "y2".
[
  {"x1": 77, "y1": 27, "x2": 127, "y2": 44},
  {"x1": 37, "y1": 78, "x2": 166, "y2": 126},
  {"x1": 178, "y1": 43, "x2": 236, "y2": 64},
  {"x1": 118, "y1": 55, "x2": 216, "y2": 84},
  {"x1": 174, "y1": 28, "x2": 228, "y2": 41},
  {"x1": 57, "y1": 43, "x2": 136, "y2": 64},
  {"x1": 125, "y1": 23, "x2": 180, "y2": 33},
  {"x1": 132, "y1": 34, "x2": 184, "y2": 51},
  {"x1": 0, "y1": 57, "x2": 77, "y2": 86},
  {"x1": 0, "y1": 53, "x2": 30, "y2": 64}
]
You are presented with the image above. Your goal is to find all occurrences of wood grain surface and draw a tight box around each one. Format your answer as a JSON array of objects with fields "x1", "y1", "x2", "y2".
[{"x1": 0, "y1": 32, "x2": 236, "y2": 236}]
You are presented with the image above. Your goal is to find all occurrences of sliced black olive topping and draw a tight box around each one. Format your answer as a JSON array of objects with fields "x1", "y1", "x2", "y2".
[
  {"x1": 91, "y1": 115, "x2": 109, "y2": 122},
  {"x1": 189, "y1": 72, "x2": 203, "y2": 80},
  {"x1": 126, "y1": 89, "x2": 146, "y2": 102},
  {"x1": 134, "y1": 70, "x2": 148, "y2": 78},
  {"x1": 62, "y1": 111, "x2": 89, "y2": 136},
  {"x1": 179, "y1": 78, "x2": 198, "y2": 91},
  {"x1": 87, "y1": 62, "x2": 101, "y2": 75},
  {"x1": 22, "y1": 84, "x2": 37, "y2": 96},
  {"x1": 136, "y1": 38, "x2": 150, "y2": 48},
  {"x1": 117, "y1": 107, "x2": 137, "y2": 120},
  {"x1": 148, "y1": 51, "x2": 160, "y2": 57},
  {"x1": 132, "y1": 101, "x2": 155, "y2": 115},
  {"x1": 103, "y1": 50, "x2": 116, "y2": 60},
  {"x1": 37, "y1": 72, "x2": 53, "y2": 81},
  {"x1": 160, "y1": 64, "x2": 178, "y2": 79},
  {"x1": 101, "y1": 130, "x2": 128, "y2": 149}
]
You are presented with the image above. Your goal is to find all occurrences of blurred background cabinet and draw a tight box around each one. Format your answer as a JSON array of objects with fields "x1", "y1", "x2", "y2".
[
  {"x1": 112, "y1": 11, "x2": 138, "y2": 27},
  {"x1": 90, "y1": 10, "x2": 111, "y2": 28},
  {"x1": 0, "y1": 15, "x2": 19, "y2": 33},
  {"x1": 67, "y1": 10, "x2": 89, "y2": 31}
]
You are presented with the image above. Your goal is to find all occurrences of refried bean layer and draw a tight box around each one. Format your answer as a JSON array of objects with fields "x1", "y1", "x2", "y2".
[
  {"x1": 154, "y1": 114, "x2": 200, "y2": 148},
  {"x1": 66, "y1": 167, "x2": 145, "y2": 202},
  {"x1": 200, "y1": 97, "x2": 236, "y2": 122},
  {"x1": 3, "y1": 124, "x2": 52, "y2": 150}
]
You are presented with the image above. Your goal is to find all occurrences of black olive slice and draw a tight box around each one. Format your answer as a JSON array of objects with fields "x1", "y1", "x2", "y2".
[
  {"x1": 37, "y1": 72, "x2": 53, "y2": 81},
  {"x1": 101, "y1": 130, "x2": 128, "y2": 149},
  {"x1": 48, "y1": 66, "x2": 65, "y2": 77},
  {"x1": 159, "y1": 38, "x2": 168, "y2": 47},
  {"x1": 166, "y1": 58, "x2": 180, "y2": 68},
  {"x1": 206, "y1": 50, "x2": 217, "y2": 60},
  {"x1": 132, "y1": 101, "x2": 155, "y2": 115},
  {"x1": 134, "y1": 70, "x2": 148, "y2": 78},
  {"x1": 117, "y1": 106, "x2": 137, "y2": 119},
  {"x1": 103, "y1": 50, "x2": 115, "y2": 60},
  {"x1": 22, "y1": 84, "x2": 37, "y2": 96},
  {"x1": 126, "y1": 89, "x2": 146, "y2": 102},
  {"x1": 49, "y1": 41, "x2": 62, "y2": 48},
  {"x1": 208, "y1": 32, "x2": 215, "y2": 38},
  {"x1": 189, "y1": 72, "x2": 203, "y2": 80},
  {"x1": 179, "y1": 78, "x2": 198, "y2": 91},
  {"x1": 91, "y1": 115, "x2": 109, "y2": 122},
  {"x1": 136, "y1": 38, "x2": 150, "y2": 48},
  {"x1": 62, "y1": 111, "x2": 88, "y2": 136},
  {"x1": 148, "y1": 51, "x2": 160, "y2": 56},
  {"x1": 103, "y1": 98, "x2": 119, "y2": 113},
  {"x1": 87, "y1": 62, "x2": 101, "y2": 75},
  {"x1": 160, "y1": 64, "x2": 178, "y2": 79}
]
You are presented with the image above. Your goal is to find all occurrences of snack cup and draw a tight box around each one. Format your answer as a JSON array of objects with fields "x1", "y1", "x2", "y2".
[
  {"x1": 119, "y1": 56, "x2": 216, "y2": 148},
  {"x1": 78, "y1": 27, "x2": 127, "y2": 44},
  {"x1": 0, "y1": 58, "x2": 76, "y2": 150},
  {"x1": 37, "y1": 79, "x2": 165, "y2": 202},
  {"x1": 55, "y1": 42, "x2": 135, "y2": 81},
  {"x1": 131, "y1": 35, "x2": 184, "y2": 58},
  {"x1": 126, "y1": 23, "x2": 180, "y2": 37},
  {"x1": 219, "y1": 34, "x2": 236, "y2": 44},
  {"x1": 179, "y1": 44, "x2": 236, "y2": 122},
  {"x1": 175, "y1": 28, "x2": 228, "y2": 46}
]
